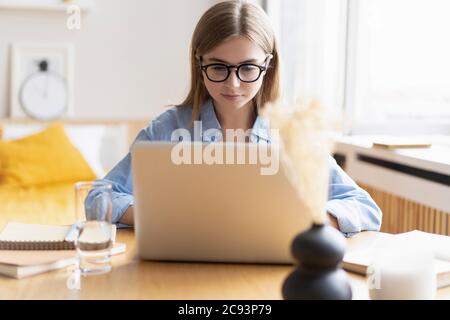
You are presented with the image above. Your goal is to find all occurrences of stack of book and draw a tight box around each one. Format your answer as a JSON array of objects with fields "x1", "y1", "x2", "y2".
[{"x1": 0, "y1": 222, "x2": 126, "y2": 279}]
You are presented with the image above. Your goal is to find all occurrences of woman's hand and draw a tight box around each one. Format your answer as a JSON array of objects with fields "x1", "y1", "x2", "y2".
[
  {"x1": 119, "y1": 205, "x2": 134, "y2": 225},
  {"x1": 327, "y1": 212, "x2": 339, "y2": 230}
]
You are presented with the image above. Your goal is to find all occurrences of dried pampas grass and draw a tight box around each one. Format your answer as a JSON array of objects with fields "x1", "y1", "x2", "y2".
[{"x1": 261, "y1": 98, "x2": 335, "y2": 224}]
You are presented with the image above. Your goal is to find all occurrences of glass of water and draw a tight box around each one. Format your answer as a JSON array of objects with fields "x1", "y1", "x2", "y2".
[{"x1": 74, "y1": 181, "x2": 113, "y2": 275}]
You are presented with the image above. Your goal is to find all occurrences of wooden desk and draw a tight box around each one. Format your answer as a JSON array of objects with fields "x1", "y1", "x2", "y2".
[{"x1": 0, "y1": 230, "x2": 449, "y2": 300}]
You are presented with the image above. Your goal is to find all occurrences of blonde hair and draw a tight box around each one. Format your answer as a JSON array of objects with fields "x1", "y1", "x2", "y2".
[{"x1": 180, "y1": 0, "x2": 281, "y2": 122}]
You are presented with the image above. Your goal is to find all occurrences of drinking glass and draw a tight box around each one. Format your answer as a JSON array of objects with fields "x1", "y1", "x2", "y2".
[{"x1": 74, "y1": 181, "x2": 113, "y2": 275}]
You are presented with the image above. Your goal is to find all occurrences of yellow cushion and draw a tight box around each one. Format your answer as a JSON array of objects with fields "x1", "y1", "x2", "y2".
[{"x1": 0, "y1": 123, "x2": 96, "y2": 187}]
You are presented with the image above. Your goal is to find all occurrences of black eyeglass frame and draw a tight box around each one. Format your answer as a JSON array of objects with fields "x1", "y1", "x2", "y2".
[{"x1": 199, "y1": 54, "x2": 273, "y2": 83}]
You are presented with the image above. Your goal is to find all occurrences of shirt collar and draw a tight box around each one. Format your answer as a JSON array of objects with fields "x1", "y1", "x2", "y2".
[
  {"x1": 251, "y1": 113, "x2": 271, "y2": 143},
  {"x1": 199, "y1": 98, "x2": 271, "y2": 143}
]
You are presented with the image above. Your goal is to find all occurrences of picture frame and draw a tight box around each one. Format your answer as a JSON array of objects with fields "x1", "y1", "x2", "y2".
[{"x1": 9, "y1": 42, "x2": 74, "y2": 119}]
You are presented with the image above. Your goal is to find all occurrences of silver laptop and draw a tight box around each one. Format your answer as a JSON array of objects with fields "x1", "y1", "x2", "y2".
[{"x1": 131, "y1": 141, "x2": 312, "y2": 264}]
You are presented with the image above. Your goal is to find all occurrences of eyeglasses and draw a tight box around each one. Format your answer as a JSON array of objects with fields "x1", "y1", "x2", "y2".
[{"x1": 200, "y1": 54, "x2": 272, "y2": 83}]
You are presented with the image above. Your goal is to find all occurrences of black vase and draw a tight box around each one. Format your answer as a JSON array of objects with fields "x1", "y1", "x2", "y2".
[{"x1": 282, "y1": 223, "x2": 352, "y2": 300}]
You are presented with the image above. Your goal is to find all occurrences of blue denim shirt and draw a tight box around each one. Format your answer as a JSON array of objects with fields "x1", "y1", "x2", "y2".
[{"x1": 92, "y1": 99, "x2": 382, "y2": 237}]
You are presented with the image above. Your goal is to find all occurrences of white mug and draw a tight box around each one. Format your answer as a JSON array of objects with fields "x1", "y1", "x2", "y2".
[{"x1": 368, "y1": 247, "x2": 436, "y2": 300}]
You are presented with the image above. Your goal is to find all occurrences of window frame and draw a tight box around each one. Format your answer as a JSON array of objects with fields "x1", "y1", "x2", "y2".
[{"x1": 343, "y1": 0, "x2": 450, "y2": 135}]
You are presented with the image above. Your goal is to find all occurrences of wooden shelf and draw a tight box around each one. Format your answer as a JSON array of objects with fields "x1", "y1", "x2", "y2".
[{"x1": 0, "y1": 0, "x2": 93, "y2": 12}]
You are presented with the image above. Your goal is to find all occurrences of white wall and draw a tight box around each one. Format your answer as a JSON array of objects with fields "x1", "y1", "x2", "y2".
[{"x1": 0, "y1": 0, "x2": 216, "y2": 120}]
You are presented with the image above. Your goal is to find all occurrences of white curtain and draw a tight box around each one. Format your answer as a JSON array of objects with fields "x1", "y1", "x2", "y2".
[{"x1": 266, "y1": 0, "x2": 348, "y2": 114}]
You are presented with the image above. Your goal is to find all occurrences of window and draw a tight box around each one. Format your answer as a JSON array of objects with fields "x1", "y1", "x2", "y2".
[
  {"x1": 267, "y1": 0, "x2": 450, "y2": 135},
  {"x1": 346, "y1": 0, "x2": 450, "y2": 134}
]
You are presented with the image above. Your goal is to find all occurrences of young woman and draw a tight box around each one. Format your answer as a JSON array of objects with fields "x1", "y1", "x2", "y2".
[{"x1": 90, "y1": 0, "x2": 381, "y2": 237}]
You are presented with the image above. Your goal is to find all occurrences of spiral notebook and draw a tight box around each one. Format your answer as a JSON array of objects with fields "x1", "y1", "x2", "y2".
[{"x1": 0, "y1": 222, "x2": 116, "y2": 250}]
